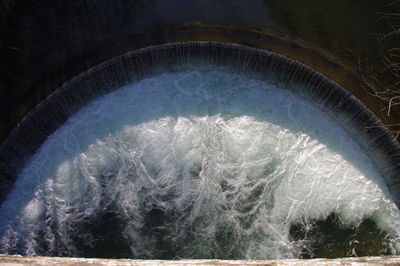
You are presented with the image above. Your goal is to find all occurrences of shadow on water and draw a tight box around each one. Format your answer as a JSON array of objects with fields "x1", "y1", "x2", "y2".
[
  {"x1": 290, "y1": 213, "x2": 388, "y2": 258},
  {"x1": 70, "y1": 207, "x2": 132, "y2": 259}
]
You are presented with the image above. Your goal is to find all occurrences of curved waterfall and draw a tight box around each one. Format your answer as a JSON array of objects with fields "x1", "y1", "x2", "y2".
[{"x1": 0, "y1": 42, "x2": 400, "y2": 259}]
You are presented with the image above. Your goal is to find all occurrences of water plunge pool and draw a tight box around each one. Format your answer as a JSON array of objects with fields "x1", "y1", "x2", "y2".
[{"x1": 1, "y1": 43, "x2": 399, "y2": 259}]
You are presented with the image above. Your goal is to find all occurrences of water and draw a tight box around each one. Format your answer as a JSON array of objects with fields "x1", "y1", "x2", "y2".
[
  {"x1": 264, "y1": 0, "x2": 391, "y2": 69},
  {"x1": 1, "y1": 66, "x2": 400, "y2": 259}
]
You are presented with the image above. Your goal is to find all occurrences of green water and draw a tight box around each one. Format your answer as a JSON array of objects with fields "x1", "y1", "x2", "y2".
[{"x1": 290, "y1": 214, "x2": 388, "y2": 258}]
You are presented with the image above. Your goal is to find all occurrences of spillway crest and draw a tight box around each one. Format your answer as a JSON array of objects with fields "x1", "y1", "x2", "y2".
[{"x1": 0, "y1": 42, "x2": 400, "y2": 259}]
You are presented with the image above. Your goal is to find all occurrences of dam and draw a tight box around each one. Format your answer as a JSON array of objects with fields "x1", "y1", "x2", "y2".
[{"x1": 0, "y1": 0, "x2": 400, "y2": 264}]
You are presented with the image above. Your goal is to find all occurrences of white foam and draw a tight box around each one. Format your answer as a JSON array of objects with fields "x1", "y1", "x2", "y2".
[{"x1": 1, "y1": 67, "x2": 399, "y2": 258}]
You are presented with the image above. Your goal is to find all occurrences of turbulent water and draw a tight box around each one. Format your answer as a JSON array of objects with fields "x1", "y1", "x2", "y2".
[{"x1": 1, "y1": 66, "x2": 400, "y2": 259}]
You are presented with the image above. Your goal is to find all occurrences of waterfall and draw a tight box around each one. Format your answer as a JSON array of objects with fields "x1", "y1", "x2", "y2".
[{"x1": 0, "y1": 42, "x2": 400, "y2": 259}]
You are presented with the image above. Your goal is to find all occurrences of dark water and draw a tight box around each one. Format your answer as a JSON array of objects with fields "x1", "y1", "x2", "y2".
[
  {"x1": 265, "y1": 0, "x2": 394, "y2": 70},
  {"x1": 0, "y1": 0, "x2": 396, "y2": 142},
  {"x1": 290, "y1": 214, "x2": 388, "y2": 258}
]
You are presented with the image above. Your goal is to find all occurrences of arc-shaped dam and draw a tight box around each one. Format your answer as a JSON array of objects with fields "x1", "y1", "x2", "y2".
[{"x1": 0, "y1": 42, "x2": 400, "y2": 259}]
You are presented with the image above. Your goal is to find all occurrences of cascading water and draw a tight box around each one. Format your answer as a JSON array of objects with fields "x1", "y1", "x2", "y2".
[{"x1": 1, "y1": 42, "x2": 400, "y2": 259}]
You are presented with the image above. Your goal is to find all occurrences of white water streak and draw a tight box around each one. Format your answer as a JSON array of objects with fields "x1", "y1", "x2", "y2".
[{"x1": 1, "y1": 68, "x2": 399, "y2": 258}]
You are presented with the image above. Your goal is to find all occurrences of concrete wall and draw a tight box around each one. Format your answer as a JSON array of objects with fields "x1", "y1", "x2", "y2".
[
  {"x1": 1, "y1": 0, "x2": 398, "y2": 143},
  {"x1": 1, "y1": 255, "x2": 400, "y2": 265}
]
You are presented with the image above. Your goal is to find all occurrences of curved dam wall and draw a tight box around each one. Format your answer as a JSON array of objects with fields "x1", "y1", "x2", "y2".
[
  {"x1": 1, "y1": 42, "x2": 400, "y2": 259},
  {"x1": 1, "y1": 41, "x2": 400, "y2": 208},
  {"x1": 0, "y1": 0, "x2": 398, "y2": 144}
]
